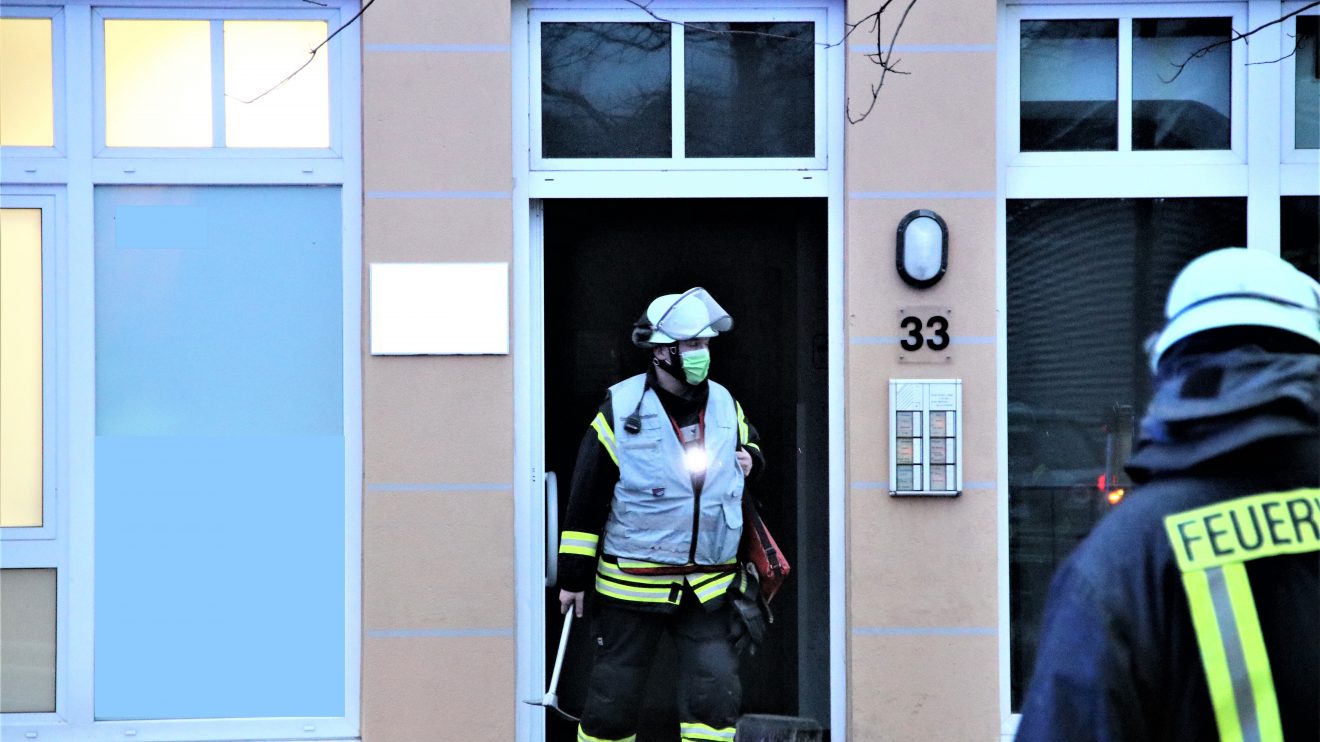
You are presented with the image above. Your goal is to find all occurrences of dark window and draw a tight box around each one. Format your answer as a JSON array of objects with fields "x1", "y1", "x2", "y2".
[
  {"x1": 684, "y1": 22, "x2": 815, "y2": 157},
  {"x1": 1296, "y1": 16, "x2": 1318, "y2": 150},
  {"x1": 1007, "y1": 197, "x2": 1247, "y2": 708},
  {"x1": 1020, "y1": 20, "x2": 1118, "y2": 151},
  {"x1": 1282, "y1": 197, "x2": 1320, "y2": 279},
  {"x1": 541, "y1": 23, "x2": 672, "y2": 158},
  {"x1": 1132, "y1": 18, "x2": 1232, "y2": 150}
]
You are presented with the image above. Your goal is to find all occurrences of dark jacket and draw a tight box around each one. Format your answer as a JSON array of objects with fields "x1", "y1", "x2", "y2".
[{"x1": 1016, "y1": 349, "x2": 1320, "y2": 741}]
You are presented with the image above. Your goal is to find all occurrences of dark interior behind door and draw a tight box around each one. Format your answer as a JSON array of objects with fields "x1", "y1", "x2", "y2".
[{"x1": 542, "y1": 198, "x2": 830, "y2": 741}]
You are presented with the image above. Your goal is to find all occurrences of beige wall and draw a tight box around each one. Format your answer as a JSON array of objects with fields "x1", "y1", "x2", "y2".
[
  {"x1": 844, "y1": 0, "x2": 1001, "y2": 739},
  {"x1": 360, "y1": 0, "x2": 1004, "y2": 739},
  {"x1": 361, "y1": 1, "x2": 516, "y2": 740}
]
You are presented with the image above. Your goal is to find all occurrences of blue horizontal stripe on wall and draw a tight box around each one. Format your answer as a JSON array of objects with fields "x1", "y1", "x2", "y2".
[
  {"x1": 366, "y1": 43, "x2": 511, "y2": 53},
  {"x1": 849, "y1": 190, "x2": 994, "y2": 200},
  {"x1": 852, "y1": 480, "x2": 998, "y2": 491},
  {"x1": 366, "y1": 190, "x2": 512, "y2": 200},
  {"x1": 367, "y1": 482, "x2": 512, "y2": 492},
  {"x1": 850, "y1": 335, "x2": 996, "y2": 345},
  {"x1": 850, "y1": 43, "x2": 995, "y2": 54},
  {"x1": 853, "y1": 626, "x2": 996, "y2": 636},
  {"x1": 368, "y1": 628, "x2": 514, "y2": 638}
]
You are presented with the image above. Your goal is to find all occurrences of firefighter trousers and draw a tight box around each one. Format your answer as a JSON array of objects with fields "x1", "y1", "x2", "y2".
[{"x1": 578, "y1": 593, "x2": 740, "y2": 741}]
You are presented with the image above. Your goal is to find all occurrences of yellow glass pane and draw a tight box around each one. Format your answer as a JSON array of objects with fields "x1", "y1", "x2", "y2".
[
  {"x1": 104, "y1": 19, "x2": 212, "y2": 147},
  {"x1": 0, "y1": 569, "x2": 56, "y2": 712},
  {"x1": 0, "y1": 18, "x2": 55, "y2": 146},
  {"x1": 224, "y1": 21, "x2": 329, "y2": 148},
  {"x1": 0, "y1": 209, "x2": 42, "y2": 529}
]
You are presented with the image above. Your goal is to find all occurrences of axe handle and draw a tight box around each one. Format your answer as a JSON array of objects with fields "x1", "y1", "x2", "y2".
[{"x1": 546, "y1": 609, "x2": 574, "y2": 697}]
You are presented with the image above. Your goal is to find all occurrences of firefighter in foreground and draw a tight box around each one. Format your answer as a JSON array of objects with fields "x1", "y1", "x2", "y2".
[
  {"x1": 1017, "y1": 248, "x2": 1320, "y2": 741},
  {"x1": 557, "y1": 288, "x2": 764, "y2": 742}
]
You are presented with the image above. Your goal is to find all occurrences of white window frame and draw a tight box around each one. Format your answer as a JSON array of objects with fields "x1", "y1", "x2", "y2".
[
  {"x1": 0, "y1": 189, "x2": 70, "y2": 726},
  {"x1": 529, "y1": 4, "x2": 829, "y2": 172},
  {"x1": 999, "y1": 1, "x2": 1319, "y2": 738},
  {"x1": 514, "y1": 1, "x2": 847, "y2": 741},
  {"x1": 91, "y1": 4, "x2": 344, "y2": 160},
  {"x1": 1004, "y1": 2, "x2": 1248, "y2": 169},
  {"x1": 0, "y1": 2, "x2": 361, "y2": 741}
]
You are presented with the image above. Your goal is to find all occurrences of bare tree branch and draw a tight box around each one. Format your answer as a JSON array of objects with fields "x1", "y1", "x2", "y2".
[
  {"x1": 228, "y1": 0, "x2": 377, "y2": 106},
  {"x1": 1164, "y1": 1, "x2": 1319, "y2": 82},
  {"x1": 847, "y1": 0, "x2": 917, "y2": 124}
]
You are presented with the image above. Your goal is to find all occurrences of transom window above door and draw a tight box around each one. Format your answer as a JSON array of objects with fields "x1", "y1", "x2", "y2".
[
  {"x1": 1007, "y1": 5, "x2": 1246, "y2": 160},
  {"x1": 530, "y1": 8, "x2": 827, "y2": 170}
]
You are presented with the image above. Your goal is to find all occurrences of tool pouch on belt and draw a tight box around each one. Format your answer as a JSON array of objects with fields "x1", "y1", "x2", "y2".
[{"x1": 729, "y1": 562, "x2": 773, "y2": 656}]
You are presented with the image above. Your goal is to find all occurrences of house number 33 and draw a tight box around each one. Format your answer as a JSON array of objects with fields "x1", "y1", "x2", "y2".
[{"x1": 899, "y1": 315, "x2": 950, "y2": 351}]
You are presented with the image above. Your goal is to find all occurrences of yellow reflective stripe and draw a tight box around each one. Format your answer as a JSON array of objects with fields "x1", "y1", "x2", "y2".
[
  {"x1": 594, "y1": 576, "x2": 675, "y2": 604},
  {"x1": 599, "y1": 560, "x2": 684, "y2": 586},
  {"x1": 689, "y1": 571, "x2": 736, "y2": 603},
  {"x1": 591, "y1": 412, "x2": 618, "y2": 466},
  {"x1": 559, "y1": 530, "x2": 600, "y2": 558},
  {"x1": 1182, "y1": 569, "x2": 1243, "y2": 742},
  {"x1": 1164, "y1": 488, "x2": 1320, "y2": 571},
  {"x1": 1223, "y1": 563, "x2": 1283, "y2": 742},
  {"x1": 679, "y1": 722, "x2": 736, "y2": 741},
  {"x1": 736, "y1": 401, "x2": 749, "y2": 446},
  {"x1": 743, "y1": 441, "x2": 760, "y2": 453},
  {"x1": 576, "y1": 727, "x2": 636, "y2": 742}
]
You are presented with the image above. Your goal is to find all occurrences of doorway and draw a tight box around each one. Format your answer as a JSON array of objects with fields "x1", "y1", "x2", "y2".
[{"x1": 539, "y1": 198, "x2": 830, "y2": 740}]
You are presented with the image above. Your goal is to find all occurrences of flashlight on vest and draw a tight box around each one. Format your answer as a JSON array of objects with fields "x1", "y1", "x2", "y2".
[{"x1": 683, "y1": 446, "x2": 707, "y2": 474}]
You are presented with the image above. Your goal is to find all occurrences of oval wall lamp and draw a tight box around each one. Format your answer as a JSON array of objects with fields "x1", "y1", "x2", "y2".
[{"x1": 896, "y1": 209, "x2": 948, "y2": 289}]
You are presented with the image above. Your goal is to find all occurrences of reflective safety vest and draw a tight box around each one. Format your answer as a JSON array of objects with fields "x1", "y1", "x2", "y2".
[
  {"x1": 1163, "y1": 488, "x2": 1320, "y2": 742},
  {"x1": 582, "y1": 374, "x2": 749, "y2": 607}
]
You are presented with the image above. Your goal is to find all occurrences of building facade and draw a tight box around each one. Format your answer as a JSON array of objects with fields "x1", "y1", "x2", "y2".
[{"x1": 0, "y1": 0, "x2": 1315, "y2": 740}]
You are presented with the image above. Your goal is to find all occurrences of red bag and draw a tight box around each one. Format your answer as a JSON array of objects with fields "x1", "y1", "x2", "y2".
[{"x1": 740, "y1": 495, "x2": 790, "y2": 602}]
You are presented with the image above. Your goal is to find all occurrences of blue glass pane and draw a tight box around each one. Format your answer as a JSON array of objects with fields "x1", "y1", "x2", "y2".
[
  {"x1": 685, "y1": 22, "x2": 814, "y2": 157},
  {"x1": 1020, "y1": 20, "x2": 1118, "y2": 151},
  {"x1": 1133, "y1": 18, "x2": 1232, "y2": 150},
  {"x1": 93, "y1": 186, "x2": 345, "y2": 720},
  {"x1": 541, "y1": 23, "x2": 671, "y2": 158},
  {"x1": 1297, "y1": 17, "x2": 1318, "y2": 149}
]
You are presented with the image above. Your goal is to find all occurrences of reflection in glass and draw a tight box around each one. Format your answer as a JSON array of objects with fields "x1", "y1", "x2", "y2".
[
  {"x1": 0, "y1": 209, "x2": 42, "y2": 528},
  {"x1": 104, "y1": 19, "x2": 212, "y2": 147},
  {"x1": 1133, "y1": 18, "x2": 1231, "y2": 150},
  {"x1": 685, "y1": 22, "x2": 814, "y2": 157},
  {"x1": 0, "y1": 18, "x2": 54, "y2": 146},
  {"x1": 1297, "y1": 17, "x2": 1318, "y2": 149},
  {"x1": 1020, "y1": 20, "x2": 1117, "y2": 151},
  {"x1": 224, "y1": 21, "x2": 330, "y2": 148},
  {"x1": 541, "y1": 23, "x2": 670, "y2": 158},
  {"x1": 1282, "y1": 197, "x2": 1319, "y2": 279},
  {"x1": 1007, "y1": 197, "x2": 1246, "y2": 709},
  {"x1": 0, "y1": 569, "x2": 56, "y2": 712}
]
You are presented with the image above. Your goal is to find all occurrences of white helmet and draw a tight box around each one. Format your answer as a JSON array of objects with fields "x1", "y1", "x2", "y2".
[
  {"x1": 1148, "y1": 247, "x2": 1320, "y2": 371},
  {"x1": 632, "y1": 287, "x2": 733, "y2": 347}
]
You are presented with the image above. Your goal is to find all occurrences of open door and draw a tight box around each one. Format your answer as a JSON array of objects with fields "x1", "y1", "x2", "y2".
[{"x1": 539, "y1": 198, "x2": 831, "y2": 741}]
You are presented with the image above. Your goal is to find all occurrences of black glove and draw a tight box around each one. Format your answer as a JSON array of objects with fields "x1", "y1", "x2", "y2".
[{"x1": 728, "y1": 563, "x2": 772, "y2": 656}]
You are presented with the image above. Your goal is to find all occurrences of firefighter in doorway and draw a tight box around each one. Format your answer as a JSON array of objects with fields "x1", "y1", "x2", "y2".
[
  {"x1": 1017, "y1": 248, "x2": 1320, "y2": 742},
  {"x1": 557, "y1": 287, "x2": 765, "y2": 742}
]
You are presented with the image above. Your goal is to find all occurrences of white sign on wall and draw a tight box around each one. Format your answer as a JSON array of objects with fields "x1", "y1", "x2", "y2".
[{"x1": 369, "y1": 262, "x2": 509, "y2": 355}]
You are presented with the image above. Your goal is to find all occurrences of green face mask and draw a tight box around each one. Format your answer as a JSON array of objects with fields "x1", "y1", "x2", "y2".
[{"x1": 681, "y1": 348, "x2": 711, "y2": 385}]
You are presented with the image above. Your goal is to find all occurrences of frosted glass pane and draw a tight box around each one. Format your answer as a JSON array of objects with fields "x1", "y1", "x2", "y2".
[
  {"x1": 0, "y1": 18, "x2": 54, "y2": 146},
  {"x1": 1133, "y1": 18, "x2": 1231, "y2": 150},
  {"x1": 0, "y1": 209, "x2": 43, "y2": 528},
  {"x1": 541, "y1": 23, "x2": 671, "y2": 158},
  {"x1": 224, "y1": 21, "x2": 330, "y2": 148},
  {"x1": 1020, "y1": 20, "x2": 1118, "y2": 151},
  {"x1": 94, "y1": 186, "x2": 344, "y2": 720},
  {"x1": 685, "y1": 22, "x2": 814, "y2": 157},
  {"x1": 0, "y1": 569, "x2": 56, "y2": 712},
  {"x1": 104, "y1": 19, "x2": 212, "y2": 147},
  {"x1": 1297, "y1": 17, "x2": 1318, "y2": 149}
]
